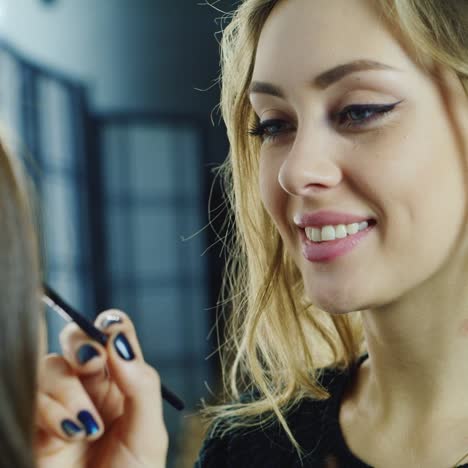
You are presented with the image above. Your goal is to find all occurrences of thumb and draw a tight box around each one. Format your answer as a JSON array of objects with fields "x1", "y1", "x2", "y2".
[{"x1": 97, "y1": 311, "x2": 169, "y2": 462}]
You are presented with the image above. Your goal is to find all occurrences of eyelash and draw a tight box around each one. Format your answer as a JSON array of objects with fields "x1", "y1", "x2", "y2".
[{"x1": 248, "y1": 101, "x2": 403, "y2": 142}]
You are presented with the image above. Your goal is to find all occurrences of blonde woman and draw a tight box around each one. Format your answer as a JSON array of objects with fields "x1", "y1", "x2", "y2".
[{"x1": 194, "y1": 0, "x2": 468, "y2": 467}]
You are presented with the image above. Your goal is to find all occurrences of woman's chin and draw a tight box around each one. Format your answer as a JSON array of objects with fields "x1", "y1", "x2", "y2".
[
  {"x1": 318, "y1": 303, "x2": 358, "y2": 315},
  {"x1": 305, "y1": 288, "x2": 366, "y2": 315}
]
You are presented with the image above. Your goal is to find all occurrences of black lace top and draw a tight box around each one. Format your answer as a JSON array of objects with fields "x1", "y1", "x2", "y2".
[{"x1": 194, "y1": 354, "x2": 468, "y2": 467}]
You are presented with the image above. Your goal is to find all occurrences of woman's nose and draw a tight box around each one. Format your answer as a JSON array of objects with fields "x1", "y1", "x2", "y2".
[{"x1": 277, "y1": 138, "x2": 343, "y2": 197}]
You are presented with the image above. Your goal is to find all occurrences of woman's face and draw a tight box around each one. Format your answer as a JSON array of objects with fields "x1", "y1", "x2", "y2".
[{"x1": 250, "y1": 0, "x2": 468, "y2": 314}]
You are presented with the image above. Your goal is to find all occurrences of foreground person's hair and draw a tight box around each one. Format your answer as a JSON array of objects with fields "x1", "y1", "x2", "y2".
[
  {"x1": 0, "y1": 137, "x2": 40, "y2": 468},
  {"x1": 202, "y1": 0, "x2": 468, "y2": 455}
]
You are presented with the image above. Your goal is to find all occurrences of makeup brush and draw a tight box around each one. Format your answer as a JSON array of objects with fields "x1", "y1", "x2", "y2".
[{"x1": 42, "y1": 283, "x2": 185, "y2": 411}]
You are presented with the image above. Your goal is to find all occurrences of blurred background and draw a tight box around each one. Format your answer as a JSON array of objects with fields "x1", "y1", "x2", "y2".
[{"x1": 0, "y1": 0, "x2": 235, "y2": 466}]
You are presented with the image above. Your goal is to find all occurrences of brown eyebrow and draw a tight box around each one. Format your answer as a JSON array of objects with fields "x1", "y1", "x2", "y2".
[{"x1": 248, "y1": 59, "x2": 401, "y2": 97}]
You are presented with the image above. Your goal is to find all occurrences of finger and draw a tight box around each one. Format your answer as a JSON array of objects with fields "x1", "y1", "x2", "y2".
[
  {"x1": 37, "y1": 392, "x2": 86, "y2": 441},
  {"x1": 95, "y1": 309, "x2": 144, "y2": 360},
  {"x1": 96, "y1": 310, "x2": 155, "y2": 402},
  {"x1": 59, "y1": 322, "x2": 107, "y2": 376},
  {"x1": 96, "y1": 310, "x2": 169, "y2": 456},
  {"x1": 39, "y1": 354, "x2": 104, "y2": 441},
  {"x1": 59, "y1": 320, "x2": 125, "y2": 421}
]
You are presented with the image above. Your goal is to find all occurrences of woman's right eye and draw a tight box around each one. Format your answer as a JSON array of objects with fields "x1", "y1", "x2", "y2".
[{"x1": 248, "y1": 119, "x2": 295, "y2": 143}]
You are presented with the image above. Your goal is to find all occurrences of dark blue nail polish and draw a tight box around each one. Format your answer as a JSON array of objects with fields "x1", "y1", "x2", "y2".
[
  {"x1": 114, "y1": 333, "x2": 135, "y2": 361},
  {"x1": 76, "y1": 344, "x2": 99, "y2": 365},
  {"x1": 77, "y1": 410, "x2": 99, "y2": 436},
  {"x1": 61, "y1": 419, "x2": 83, "y2": 437}
]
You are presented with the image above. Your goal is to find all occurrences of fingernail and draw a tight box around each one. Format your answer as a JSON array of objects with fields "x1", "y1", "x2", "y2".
[
  {"x1": 101, "y1": 314, "x2": 122, "y2": 329},
  {"x1": 76, "y1": 344, "x2": 99, "y2": 365},
  {"x1": 61, "y1": 419, "x2": 83, "y2": 437},
  {"x1": 114, "y1": 333, "x2": 135, "y2": 361},
  {"x1": 77, "y1": 410, "x2": 99, "y2": 436}
]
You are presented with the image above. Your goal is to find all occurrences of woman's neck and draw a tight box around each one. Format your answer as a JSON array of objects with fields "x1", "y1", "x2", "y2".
[
  {"x1": 339, "y1": 274, "x2": 468, "y2": 466},
  {"x1": 360, "y1": 270, "x2": 468, "y2": 428}
]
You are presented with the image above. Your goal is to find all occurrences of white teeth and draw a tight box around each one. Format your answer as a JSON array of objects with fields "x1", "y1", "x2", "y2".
[
  {"x1": 305, "y1": 221, "x2": 372, "y2": 242},
  {"x1": 335, "y1": 224, "x2": 347, "y2": 239},
  {"x1": 346, "y1": 223, "x2": 359, "y2": 235},
  {"x1": 321, "y1": 226, "x2": 335, "y2": 241},
  {"x1": 305, "y1": 227, "x2": 321, "y2": 241}
]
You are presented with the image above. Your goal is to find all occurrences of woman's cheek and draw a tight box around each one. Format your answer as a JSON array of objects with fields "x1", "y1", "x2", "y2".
[{"x1": 259, "y1": 155, "x2": 285, "y2": 219}]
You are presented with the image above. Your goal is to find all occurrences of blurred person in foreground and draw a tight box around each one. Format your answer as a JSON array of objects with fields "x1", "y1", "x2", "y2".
[{"x1": 0, "y1": 135, "x2": 168, "y2": 466}]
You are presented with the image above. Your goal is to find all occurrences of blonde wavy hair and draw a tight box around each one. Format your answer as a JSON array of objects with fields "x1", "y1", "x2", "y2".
[{"x1": 202, "y1": 0, "x2": 468, "y2": 455}]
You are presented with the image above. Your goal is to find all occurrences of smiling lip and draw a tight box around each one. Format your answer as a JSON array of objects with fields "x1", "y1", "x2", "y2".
[
  {"x1": 300, "y1": 222, "x2": 375, "y2": 263},
  {"x1": 294, "y1": 210, "x2": 374, "y2": 228}
]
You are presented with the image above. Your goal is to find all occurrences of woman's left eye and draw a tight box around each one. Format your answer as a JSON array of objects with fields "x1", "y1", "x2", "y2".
[{"x1": 334, "y1": 100, "x2": 403, "y2": 129}]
